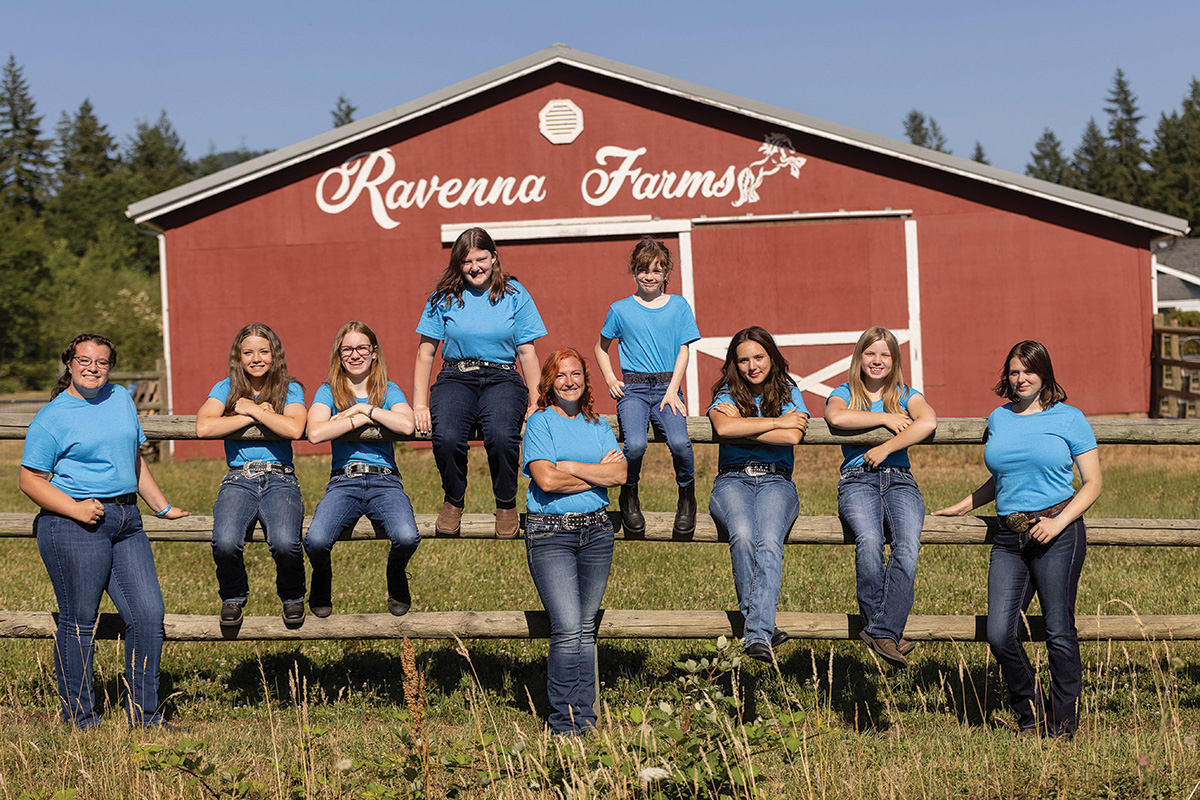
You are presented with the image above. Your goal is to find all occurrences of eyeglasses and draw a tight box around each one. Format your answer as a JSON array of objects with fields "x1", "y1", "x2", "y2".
[
  {"x1": 339, "y1": 345, "x2": 375, "y2": 357},
  {"x1": 72, "y1": 356, "x2": 112, "y2": 370}
]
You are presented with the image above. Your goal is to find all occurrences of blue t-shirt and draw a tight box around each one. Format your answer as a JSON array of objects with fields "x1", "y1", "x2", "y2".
[
  {"x1": 208, "y1": 378, "x2": 306, "y2": 468},
  {"x1": 522, "y1": 408, "x2": 621, "y2": 515},
  {"x1": 826, "y1": 383, "x2": 921, "y2": 471},
  {"x1": 983, "y1": 402, "x2": 1097, "y2": 515},
  {"x1": 22, "y1": 384, "x2": 146, "y2": 498},
  {"x1": 709, "y1": 386, "x2": 809, "y2": 475},
  {"x1": 600, "y1": 294, "x2": 701, "y2": 374},
  {"x1": 416, "y1": 279, "x2": 547, "y2": 364},
  {"x1": 312, "y1": 382, "x2": 408, "y2": 471}
]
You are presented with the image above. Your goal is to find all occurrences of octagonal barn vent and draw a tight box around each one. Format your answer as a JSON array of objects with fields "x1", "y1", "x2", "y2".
[{"x1": 538, "y1": 99, "x2": 583, "y2": 144}]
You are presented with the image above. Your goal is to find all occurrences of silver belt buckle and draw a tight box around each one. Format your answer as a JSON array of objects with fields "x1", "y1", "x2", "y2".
[
  {"x1": 242, "y1": 460, "x2": 269, "y2": 479},
  {"x1": 745, "y1": 464, "x2": 770, "y2": 477},
  {"x1": 459, "y1": 361, "x2": 480, "y2": 372},
  {"x1": 345, "y1": 463, "x2": 365, "y2": 477}
]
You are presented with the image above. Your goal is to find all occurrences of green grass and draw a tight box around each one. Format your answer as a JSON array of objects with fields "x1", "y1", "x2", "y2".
[{"x1": 2, "y1": 440, "x2": 1200, "y2": 798}]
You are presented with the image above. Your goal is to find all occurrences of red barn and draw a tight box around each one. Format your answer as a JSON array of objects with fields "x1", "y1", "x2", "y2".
[{"x1": 126, "y1": 46, "x2": 1189, "y2": 460}]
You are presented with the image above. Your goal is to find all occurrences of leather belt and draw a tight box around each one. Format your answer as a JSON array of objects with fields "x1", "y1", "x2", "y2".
[
  {"x1": 622, "y1": 371, "x2": 674, "y2": 385},
  {"x1": 443, "y1": 359, "x2": 517, "y2": 372},
  {"x1": 525, "y1": 509, "x2": 611, "y2": 531},
  {"x1": 90, "y1": 493, "x2": 138, "y2": 505},
  {"x1": 1003, "y1": 498, "x2": 1072, "y2": 534},
  {"x1": 234, "y1": 460, "x2": 294, "y2": 478},
  {"x1": 331, "y1": 463, "x2": 396, "y2": 478},
  {"x1": 718, "y1": 462, "x2": 789, "y2": 478}
]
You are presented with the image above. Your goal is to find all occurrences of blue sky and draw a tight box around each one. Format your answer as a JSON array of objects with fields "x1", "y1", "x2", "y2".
[{"x1": 5, "y1": 0, "x2": 1198, "y2": 175}]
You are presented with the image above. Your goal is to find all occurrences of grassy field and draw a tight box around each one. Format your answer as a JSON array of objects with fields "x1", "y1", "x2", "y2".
[{"x1": 1, "y1": 439, "x2": 1200, "y2": 798}]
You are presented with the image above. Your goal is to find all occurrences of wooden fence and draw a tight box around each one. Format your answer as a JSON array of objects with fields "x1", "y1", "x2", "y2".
[
  {"x1": 1151, "y1": 319, "x2": 1200, "y2": 418},
  {"x1": 2, "y1": 414, "x2": 1199, "y2": 644}
]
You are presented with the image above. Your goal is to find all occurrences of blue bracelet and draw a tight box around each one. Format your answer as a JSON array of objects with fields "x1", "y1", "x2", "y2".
[{"x1": 155, "y1": 504, "x2": 172, "y2": 518}]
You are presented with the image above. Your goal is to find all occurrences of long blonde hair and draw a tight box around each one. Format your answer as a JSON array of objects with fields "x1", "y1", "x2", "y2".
[
  {"x1": 326, "y1": 321, "x2": 388, "y2": 411},
  {"x1": 847, "y1": 327, "x2": 905, "y2": 414}
]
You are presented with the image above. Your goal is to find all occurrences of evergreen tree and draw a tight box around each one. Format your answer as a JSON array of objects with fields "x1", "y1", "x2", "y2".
[
  {"x1": 1071, "y1": 117, "x2": 1114, "y2": 194},
  {"x1": 332, "y1": 94, "x2": 356, "y2": 128},
  {"x1": 1146, "y1": 78, "x2": 1200, "y2": 233},
  {"x1": 127, "y1": 110, "x2": 191, "y2": 196},
  {"x1": 1026, "y1": 128, "x2": 1072, "y2": 184},
  {"x1": 0, "y1": 205, "x2": 51, "y2": 386},
  {"x1": 0, "y1": 54, "x2": 52, "y2": 213},
  {"x1": 1104, "y1": 68, "x2": 1148, "y2": 204},
  {"x1": 902, "y1": 110, "x2": 950, "y2": 153},
  {"x1": 970, "y1": 141, "x2": 990, "y2": 165},
  {"x1": 54, "y1": 98, "x2": 118, "y2": 186}
]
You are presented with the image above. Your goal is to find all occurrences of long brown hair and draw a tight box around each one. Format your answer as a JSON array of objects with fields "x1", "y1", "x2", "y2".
[
  {"x1": 536, "y1": 348, "x2": 599, "y2": 423},
  {"x1": 993, "y1": 340, "x2": 1068, "y2": 407},
  {"x1": 847, "y1": 327, "x2": 905, "y2": 413},
  {"x1": 326, "y1": 321, "x2": 388, "y2": 411},
  {"x1": 628, "y1": 237, "x2": 673, "y2": 289},
  {"x1": 52, "y1": 333, "x2": 116, "y2": 399},
  {"x1": 710, "y1": 326, "x2": 797, "y2": 418},
  {"x1": 223, "y1": 323, "x2": 297, "y2": 416},
  {"x1": 429, "y1": 227, "x2": 517, "y2": 309}
]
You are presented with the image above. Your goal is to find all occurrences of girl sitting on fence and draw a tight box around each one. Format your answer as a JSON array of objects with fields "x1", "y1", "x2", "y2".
[
  {"x1": 304, "y1": 321, "x2": 420, "y2": 618},
  {"x1": 522, "y1": 347, "x2": 626, "y2": 735},
  {"x1": 20, "y1": 333, "x2": 189, "y2": 729},
  {"x1": 824, "y1": 326, "x2": 936, "y2": 668},
  {"x1": 707, "y1": 327, "x2": 808, "y2": 663},
  {"x1": 413, "y1": 227, "x2": 546, "y2": 539},
  {"x1": 934, "y1": 341, "x2": 1101, "y2": 738},
  {"x1": 196, "y1": 323, "x2": 308, "y2": 628},
  {"x1": 595, "y1": 237, "x2": 701, "y2": 537}
]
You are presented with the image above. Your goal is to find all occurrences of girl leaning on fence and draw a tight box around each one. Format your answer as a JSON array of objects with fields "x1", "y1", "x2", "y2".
[
  {"x1": 20, "y1": 333, "x2": 189, "y2": 729},
  {"x1": 195, "y1": 323, "x2": 307, "y2": 628}
]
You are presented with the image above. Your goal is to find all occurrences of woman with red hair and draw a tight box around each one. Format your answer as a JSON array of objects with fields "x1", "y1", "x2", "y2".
[{"x1": 522, "y1": 348, "x2": 626, "y2": 735}]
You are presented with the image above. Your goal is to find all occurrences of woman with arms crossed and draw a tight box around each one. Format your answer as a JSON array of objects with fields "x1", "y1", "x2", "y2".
[
  {"x1": 20, "y1": 334, "x2": 189, "y2": 728},
  {"x1": 935, "y1": 341, "x2": 1101, "y2": 738},
  {"x1": 707, "y1": 327, "x2": 808, "y2": 663},
  {"x1": 522, "y1": 348, "x2": 626, "y2": 735}
]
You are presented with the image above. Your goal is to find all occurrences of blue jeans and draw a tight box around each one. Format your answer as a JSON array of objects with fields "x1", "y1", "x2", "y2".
[
  {"x1": 36, "y1": 504, "x2": 165, "y2": 728},
  {"x1": 987, "y1": 517, "x2": 1086, "y2": 735},
  {"x1": 430, "y1": 366, "x2": 527, "y2": 507},
  {"x1": 212, "y1": 471, "x2": 305, "y2": 605},
  {"x1": 709, "y1": 473, "x2": 800, "y2": 649},
  {"x1": 525, "y1": 516, "x2": 614, "y2": 735},
  {"x1": 838, "y1": 469, "x2": 924, "y2": 643},
  {"x1": 304, "y1": 472, "x2": 420, "y2": 601},
  {"x1": 617, "y1": 382, "x2": 694, "y2": 487}
]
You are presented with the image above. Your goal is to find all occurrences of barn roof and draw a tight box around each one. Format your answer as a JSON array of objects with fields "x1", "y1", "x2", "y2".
[{"x1": 126, "y1": 44, "x2": 1190, "y2": 237}]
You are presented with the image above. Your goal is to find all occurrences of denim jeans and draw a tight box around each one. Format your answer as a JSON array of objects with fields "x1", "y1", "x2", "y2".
[
  {"x1": 304, "y1": 472, "x2": 420, "y2": 602},
  {"x1": 525, "y1": 515, "x2": 614, "y2": 735},
  {"x1": 617, "y1": 382, "x2": 694, "y2": 487},
  {"x1": 987, "y1": 516, "x2": 1086, "y2": 735},
  {"x1": 212, "y1": 471, "x2": 305, "y2": 605},
  {"x1": 838, "y1": 469, "x2": 924, "y2": 643},
  {"x1": 709, "y1": 473, "x2": 800, "y2": 649},
  {"x1": 430, "y1": 366, "x2": 527, "y2": 507},
  {"x1": 36, "y1": 504, "x2": 165, "y2": 728}
]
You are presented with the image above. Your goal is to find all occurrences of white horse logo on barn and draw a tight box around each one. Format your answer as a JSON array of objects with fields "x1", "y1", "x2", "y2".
[{"x1": 732, "y1": 133, "x2": 807, "y2": 208}]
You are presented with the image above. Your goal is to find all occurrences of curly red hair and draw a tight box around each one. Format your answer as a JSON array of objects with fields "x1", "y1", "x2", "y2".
[{"x1": 536, "y1": 348, "x2": 599, "y2": 422}]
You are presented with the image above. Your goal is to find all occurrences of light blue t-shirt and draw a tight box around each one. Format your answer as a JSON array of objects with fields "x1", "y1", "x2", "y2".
[
  {"x1": 983, "y1": 402, "x2": 1097, "y2": 515},
  {"x1": 22, "y1": 384, "x2": 146, "y2": 498},
  {"x1": 709, "y1": 386, "x2": 809, "y2": 475},
  {"x1": 826, "y1": 383, "x2": 921, "y2": 471},
  {"x1": 416, "y1": 279, "x2": 547, "y2": 364},
  {"x1": 208, "y1": 378, "x2": 306, "y2": 468},
  {"x1": 522, "y1": 408, "x2": 621, "y2": 515},
  {"x1": 312, "y1": 381, "x2": 407, "y2": 471},
  {"x1": 600, "y1": 294, "x2": 700, "y2": 374}
]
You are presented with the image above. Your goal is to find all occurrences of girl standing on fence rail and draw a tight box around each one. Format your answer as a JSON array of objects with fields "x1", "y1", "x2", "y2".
[
  {"x1": 413, "y1": 227, "x2": 546, "y2": 539},
  {"x1": 522, "y1": 348, "x2": 626, "y2": 735},
  {"x1": 824, "y1": 327, "x2": 936, "y2": 669},
  {"x1": 20, "y1": 333, "x2": 189, "y2": 729},
  {"x1": 196, "y1": 323, "x2": 307, "y2": 628},
  {"x1": 595, "y1": 237, "x2": 701, "y2": 537},
  {"x1": 934, "y1": 340, "x2": 1101, "y2": 738},
  {"x1": 305, "y1": 321, "x2": 420, "y2": 618},
  {"x1": 707, "y1": 327, "x2": 808, "y2": 663}
]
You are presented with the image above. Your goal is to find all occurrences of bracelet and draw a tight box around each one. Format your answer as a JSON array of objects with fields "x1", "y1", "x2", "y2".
[
  {"x1": 155, "y1": 504, "x2": 172, "y2": 518},
  {"x1": 350, "y1": 417, "x2": 357, "y2": 430},
  {"x1": 367, "y1": 405, "x2": 375, "y2": 421}
]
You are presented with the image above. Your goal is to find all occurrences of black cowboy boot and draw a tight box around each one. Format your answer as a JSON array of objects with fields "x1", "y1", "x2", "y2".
[
  {"x1": 672, "y1": 483, "x2": 696, "y2": 536},
  {"x1": 619, "y1": 484, "x2": 645, "y2": 536}
]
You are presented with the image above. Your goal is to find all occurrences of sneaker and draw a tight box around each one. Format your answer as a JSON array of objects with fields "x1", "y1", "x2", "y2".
[
  {"x1": 282, "y1": 602, "x2": 305, "y2": 625},
  {"x1": 495, "y1": 507, "x2": 520, "y2": 539},
  {"x1": 219, "y1": 603, "x2": 243, "y2": 628},
  {"x1": 858, "y1": 630, "x2": 908, "y2": 668},
  {"x1": 435, "y1": 502, "x2": 463, "y2": 535}
]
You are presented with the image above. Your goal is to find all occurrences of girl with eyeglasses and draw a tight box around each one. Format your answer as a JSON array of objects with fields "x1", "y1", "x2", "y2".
[{"x1": 303, "y1": 321, "x2": 420, "y2": 618}]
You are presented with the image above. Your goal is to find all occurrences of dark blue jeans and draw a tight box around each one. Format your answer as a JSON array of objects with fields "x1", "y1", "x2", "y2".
[
  {"x1": 987, "y1": 517, "x2": 1086, "y2": 735},
  {"x1": 212, "y1": 471, "x2": 305, "y2": 605},
  {"x1": 709, "y1": 473, "x2": 800, "y2": 649},
  {"x1": 304, "y1": 472, "x2": 420, "y2": 601},
  {"x1": 36, "y1": 504, "x2": 165, "y2": 728},
  {"x1": 838, "y1": 469, "x2": 924, "y2": 643},
  {"x1": 430, "y1": 366, "x2": 527, "y2": 507},
  {"x1": 617, "y1": 382, "x2": 694, "y2": 487},
  {"x1": 525, "y1": 515, "x2": 614, "y2": 735}
]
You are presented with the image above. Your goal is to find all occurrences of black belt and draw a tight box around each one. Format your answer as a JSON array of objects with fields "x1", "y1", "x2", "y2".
[
  {"x1": 622, "y1": 371, "x2": 674, "y2": 385},
  {"x1": 525, "y1": 509, "x2": 611, "y2": 531},
  {"x1": 1002, "y1": 498, "x2": 1072, "y2": 534},
  {"x1": 331, "y1": 463, "x2": 396, "y2": 478},
  {"x1": 443, "y1": 359, "x2": 517, "y2": 372},
  {"x1": 718, "y1": 462, "x2": 790, "y2": 477},
  {"x1": 232, "y1": 460, "x2": 294, "y2": 478},
  {"x1": 841, "y1": 466, "x2": 911, "y2": 475},
  {"x1": 90, "y1": 493, "x2": 138, "y2": 505}
]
